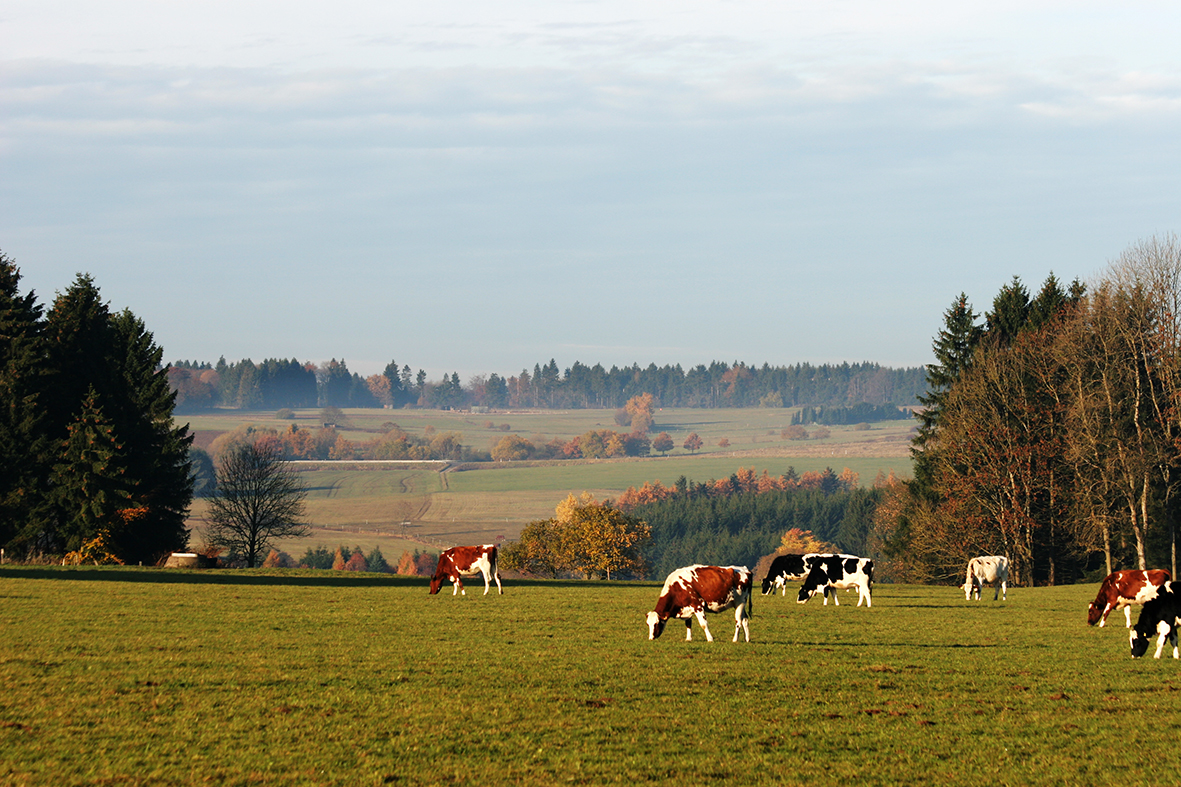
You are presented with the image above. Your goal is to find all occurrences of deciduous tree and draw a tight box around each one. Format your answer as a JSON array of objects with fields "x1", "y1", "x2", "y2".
[{"x1": 206, "y1": 443, "x2": 309, "y2": 568}]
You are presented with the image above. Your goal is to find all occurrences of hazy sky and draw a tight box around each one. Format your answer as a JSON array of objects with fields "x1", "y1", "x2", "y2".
[{"x1": 3, "y1": 1, "x2": 1179, "y2": 380}]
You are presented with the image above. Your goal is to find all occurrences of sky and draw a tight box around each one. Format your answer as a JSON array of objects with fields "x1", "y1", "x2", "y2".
[{"x1": 3, "y1": 1, "x2": 1180, "y2": 381}]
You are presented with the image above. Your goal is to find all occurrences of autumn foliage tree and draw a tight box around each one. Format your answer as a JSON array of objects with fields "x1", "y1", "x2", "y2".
[
  {"x1": 898, "y1": 243, "x2": 1181, "y2": 585},
  {"x1": 502, "y1": 493, "x2": 651, "y2": 579}
]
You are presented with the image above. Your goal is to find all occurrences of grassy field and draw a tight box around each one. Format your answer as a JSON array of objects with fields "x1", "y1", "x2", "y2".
[
  {"x1": 182, "y1": 408, "x2": 914, "y2": 558},
  {"x1": 1, "y1": 567, "x2": 1176, "y2": 786}
]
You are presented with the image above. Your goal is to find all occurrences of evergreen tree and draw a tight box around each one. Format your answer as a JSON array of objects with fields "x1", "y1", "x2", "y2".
[
  {"x1": 914, "y1": 294, "x2": 981, "y2": 449},
  {"x1": 36, "y1": 275, "x2": 193, "y2": 563},
  {"x1": 985, "y1": 276, "x2": 1031, "y2": 346},
  {"x1": 0, "y1": 253, "x2": 53, "y2": 551},
  {"x1": 366, "y1": 545, "x2": 391, "y2": 573},
  {"x1": 49, "y1": 387, "x2": 132, "y2": 553},
  {"x1": 106, "y1": 309, "x2": 194, "y2": 562}
]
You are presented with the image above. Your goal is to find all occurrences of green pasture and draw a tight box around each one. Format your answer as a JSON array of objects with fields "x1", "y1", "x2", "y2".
[{"x1": 3, "y1": 567, "x2": 1179, "y2": 786}]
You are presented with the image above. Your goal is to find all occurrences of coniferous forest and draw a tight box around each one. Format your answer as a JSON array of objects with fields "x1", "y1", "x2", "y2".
[{"x1": 169, "y1": 356, "x2": 926, "y2": 413}]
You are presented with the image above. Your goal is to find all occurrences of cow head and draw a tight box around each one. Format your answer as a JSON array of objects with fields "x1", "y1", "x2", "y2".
[
  {"x1": 646, "y1": 611, "x2": 667, "y2": 640},
  {"x1": 1130, "y1": 626, "x2": 1153, "y2": 659},
  {"x1": 761, "y1": 577, "x2": 776, "y2": 595},
  {"x1": 428, "y1": 573, "x2": 444, "y2": 594},
  {"x1": 796, "y1": 585, "x2": 817, "y2": 604},
  {"x1": 1087, "y1": 603, "x2": 1104, "y2": 627}
]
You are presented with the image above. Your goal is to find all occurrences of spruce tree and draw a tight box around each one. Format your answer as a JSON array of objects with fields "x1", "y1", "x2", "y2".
[
  {"x1": 914, "y1": 293, "x2": 981, "y2": 449},
  {"x1": 0, "y1": 253, "x2": 53, "y2": 551},
  {"x1": 107, "y1": 309, "x2": 194, "y2": 563},
  {"x1": 49, "y1": 387, "x2": 132, "y2": 553},
  {"x1": 984, "y1": 276, "x2": 1031, "y2": 345},
  {"x1": 42, "y1": 275, "x2": 193, "y2": 563}
]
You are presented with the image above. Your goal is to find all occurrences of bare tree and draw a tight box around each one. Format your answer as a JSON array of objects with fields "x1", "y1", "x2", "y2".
[
  {"x1": 207, "y1": 443, "x2": 309, "y2": 567},
  {"x1": 1104, "y1": 234, "x2": 1181, "y2": 574}
]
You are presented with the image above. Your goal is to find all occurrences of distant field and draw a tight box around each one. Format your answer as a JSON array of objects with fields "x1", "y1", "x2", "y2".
[
  {"x1": 2, "y1": 567, "x2": 1175, "y2": 786},
  {"x1": 180, "y1": 406, "x2": 916, "y2": 457},
  {"x1": 180, "y1": 407, "x2": 914, "y2": 558}
]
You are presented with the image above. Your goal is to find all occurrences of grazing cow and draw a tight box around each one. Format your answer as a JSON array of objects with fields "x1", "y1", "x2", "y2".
[
  {"x1": 1130, "y1": 583, "x2": 1181, "y2": 659},
  {"x1": 762, "y1": 552, "x2": 857, "y2": 598},
  {"x1": 1088, "y1": 569, "x2": 1171, "y2": 628},
  {"x1": 796, "y1": 555, "x2": 873, "y2": 608},
  {"x1": 963, "y1": 556, "x2": 1009, "y2": 601},
  {"x1": 762, "y1": 553, "x2": 823, "y2": 595},
  {"x1": 647, "y1": 565, "x2": 752, "y2": 642},
  {"x1": 428, "y1": 545, "x2": 502, "y2": 596}
]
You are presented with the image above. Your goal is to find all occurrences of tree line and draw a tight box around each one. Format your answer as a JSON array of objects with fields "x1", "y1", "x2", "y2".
[
  {"x1": 170, "y1": 356, "x2": 926, "y2": 413},
  {"x1": 0, "y1": 253, "x2": 192, "y2": 563},
  {"x1": 618, "y1": 468, "x2": 885, "y2": 580},
  {"x1": 878, "y1": 235, "x2": 1181, "y2": 586}
]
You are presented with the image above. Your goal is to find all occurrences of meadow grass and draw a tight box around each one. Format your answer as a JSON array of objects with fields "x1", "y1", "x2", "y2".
[{"x1": 2, "y1": 567, "x2": 1178, "y2": 786}]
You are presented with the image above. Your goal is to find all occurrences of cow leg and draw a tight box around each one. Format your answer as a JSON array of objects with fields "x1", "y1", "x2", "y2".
[
  {"x1": 859, "y1": 586, "x2": 871, "y2": 608},
  {"x1": 1124, "y1": 606, "x2": 1133, "y2": 628},
  {"x1": 695, "y1": 611, "x2": 714, "y2": 642},
  {"x1": 482, "y1": 569, "x2": 491, "y2": 596},
  {"x1": 684, "y1": 619, "x2": 694, "y2": 641},
  {"x1": 733, "y1": 606, "x2": 750, "y2": 642},
  {"x1": 1154, "y1": 621, "x2": 1172, "y2": 659},
  {"x1": 494, "y1": 570, "x2": 503, "y2": 595},
  {"x1": 830, "y1": 588, "x2": 839, "y2": 606}
]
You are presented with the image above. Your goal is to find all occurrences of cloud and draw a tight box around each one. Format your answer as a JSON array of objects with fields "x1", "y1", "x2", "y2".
[{"x1": 3, "y1": 2, "x2": 1181, "y2": 376}]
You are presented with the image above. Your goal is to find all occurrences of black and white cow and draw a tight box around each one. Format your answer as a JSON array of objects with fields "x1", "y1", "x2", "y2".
[
  {"x1": 762, "y1": 553, "x2": 824, "y2": 595},
  {"x1": 647, "y1": 564, "x2": 753, "y2": 642},
  {"x1": 1130, "y1": 582, "x2": 1181, "y2": 659},
  {"x1": 963, "y1": 556, "x2": 1009, "y2": 601},
  {"x1": 796, "y1": 555, "x2": 873, "y2": 607}
]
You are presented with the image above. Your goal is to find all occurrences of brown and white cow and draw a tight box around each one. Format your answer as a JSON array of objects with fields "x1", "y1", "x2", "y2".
[
  {"x1": 428, "y1": 545, "x2": 503, "y2": 596},
  {"x1": 646, "y1": 565, "x2": 752, "y2": 642},
  {"x1": 1088, "y1": 569, "x2": 1170, "y2": 628}
]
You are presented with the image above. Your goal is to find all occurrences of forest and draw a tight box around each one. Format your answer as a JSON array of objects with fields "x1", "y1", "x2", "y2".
[
  {"x1": 622, "y1": 469, "x2": 883, "y2": 579},
  {"x1": 168, "y1": 356, "x2": 926, "y2": 413}
]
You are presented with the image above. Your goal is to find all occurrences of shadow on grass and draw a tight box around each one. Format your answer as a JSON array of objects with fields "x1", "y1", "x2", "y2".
[
  {"x1": 771, "y1": 639, "x2": 1000, "y2": 649},
  {"x1": 0, "y1": 566, "x2": 660, "y2": 591}
]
